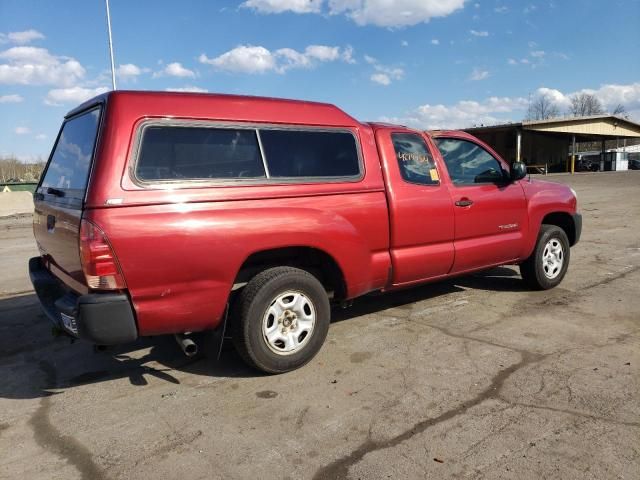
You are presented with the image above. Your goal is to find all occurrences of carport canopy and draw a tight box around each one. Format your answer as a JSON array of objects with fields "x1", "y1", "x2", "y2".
[{"x1": 463, "y1": 115, "x2": 640, "y2": 173}]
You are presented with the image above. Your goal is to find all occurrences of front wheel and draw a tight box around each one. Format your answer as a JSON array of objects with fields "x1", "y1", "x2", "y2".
[
  {"x1": 231, "y1": 267, "x2": 330, "y2": 374},
  {"x1": 520, "y1": 225, "x2": 570, "y2": 290}
]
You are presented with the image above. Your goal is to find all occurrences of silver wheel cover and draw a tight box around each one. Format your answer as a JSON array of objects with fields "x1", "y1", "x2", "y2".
[
  {"x1": 262, "y1": 291, "x2": 316, "y2": 355},
  {"x1": 542, "y1": 238, "x2": 564, "y2": 279}
]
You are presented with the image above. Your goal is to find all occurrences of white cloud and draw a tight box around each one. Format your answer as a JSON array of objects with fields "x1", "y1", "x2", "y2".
[
  {"x1": 45, "y1": 86, "x2": 109, "y2": 106},
  {"x1": 242, "y1": 0, "x2": 468, "y2": 27},
  {"x1": 244, "y1": 0, "x2": 467, "y2": 26},
  {"x1": 341, "y1": 45, "x2": 356, "y2": 64},
  {"x1": 510, "y1": 46, "x2": 565, "y2": 69},
  {"x1": 241, "y1": 0, "x2": 323, "y2": 13},
  {"x1": 494, "y1": 6, "x2": 508, "y2": 13},
  {"x1": 329, "y1": 0, "x2": 466, "y2": 27},
  {"x1": 116, "y1": 63, "x2": 145, "y2": 80},
  {"x1": 155, "y1": 62, "x2": 196, "y2": 78},
  {"x1": 381, "y1": 82, "x2": 640, "y2": 131},
  {"x1": 431, "y1": 39, "x2": 440, "y2": 45},
  {"x1": 536, "y1": 87, "x2": 571, "y2": 109},
  {"x1": 470, "y1": 29, "x2": 489, "y2": 37},
  {"x1": 509, "y1": 57, "x2": 532, "y2": 66},
  {"x1": 378, "y1": 66, "x2": 404, "y2": 81},
  {"x1": 381, "y1": 95, "x2": 529, "y2": 130},
  {"x1": 0, "y1": 93, "x2": 23, "y2": 103},
  {"x1": 524, "y1": 4, "x2": 537, "y2": 13},
  {"x1": 35, "y1": 133, "x2": 47, "y2": 140},
  {"x1": 533, "y1": 83, "x2": 640, "y2": 118},
  {"x1": 0, "y1": 46, "x2": 85, "y2": 86},
  {"x1": 0, "y1": 29, "x2": 45, "y2": 44},
  {"x1": 275, "y1": 48, "x2": 312, "y2": 69},
  {"x1": 199, "y1": 44, "x2": 354, "y2": 74},
  {"x1": 469, "y1": 67, "x2": 489, "y2": 81},
  {"x1": 165, "y1": 86, "x2": 208, "y2": 93},
  {"x1": 15, "y1": 126, "x2": 31, "y2": 135},
  {"x1": 365, "y1": 55, "x2": 404, "y2": 86},
  {"x1": 371, "y1": 73, "x2": 391, "y2": 86},
  {"x1": 587, "y1": 83, "x2": 640, "y2": 115},
  {"x1": 401, "y1": 40, "x2": 409, "y2": 47},
  {"x1": 200, "y1": 46, "x2": 275, "y2": 74},
  {"x1": 304, "y1": 45, "x2": 340, "y2": 61}
]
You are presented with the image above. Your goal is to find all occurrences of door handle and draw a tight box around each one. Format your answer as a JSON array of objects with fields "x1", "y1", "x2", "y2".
[{"x1": 455, "y1": 199, "x2": 473, "y2": 207}]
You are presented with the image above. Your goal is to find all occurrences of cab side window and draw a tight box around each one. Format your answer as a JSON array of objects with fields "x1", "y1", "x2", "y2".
[
  {"x1": 434, "y1": 138, "x2": 507, "y2": 185},
  {"x1": 392, "y1": 133, "x2": 440, "y2": 186}
]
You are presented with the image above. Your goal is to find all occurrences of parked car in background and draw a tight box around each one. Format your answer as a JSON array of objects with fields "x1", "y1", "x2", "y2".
[
  {"x1": 30, "y1": 91, "x2": 581, "y2": 373},
  {"x1": 575, "y1": 156, "x2": 600, "y2": 172}
]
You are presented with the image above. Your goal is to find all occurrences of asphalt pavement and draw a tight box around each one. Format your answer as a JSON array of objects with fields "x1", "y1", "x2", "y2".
[{"x1": 0, "y1": 172, "x2": 638, "y2": 480}]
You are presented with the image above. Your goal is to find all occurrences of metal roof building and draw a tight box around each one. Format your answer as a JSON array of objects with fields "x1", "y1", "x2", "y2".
[{"x1": 464, "y1": 115, "x2": 640, "y2": 173}]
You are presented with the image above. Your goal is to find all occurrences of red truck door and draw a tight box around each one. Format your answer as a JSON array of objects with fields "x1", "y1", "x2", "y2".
[
  {"x1": 431, "y1": 134, "x2": 528, "y2": 273},
  {"x1": 376, "y1": 128, "x2": 455, "y2": 286}
]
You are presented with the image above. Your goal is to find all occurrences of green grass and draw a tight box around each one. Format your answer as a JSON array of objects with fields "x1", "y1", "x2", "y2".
[{"x1": 1, "y1": 183, "x2": 37, "y2": 194}]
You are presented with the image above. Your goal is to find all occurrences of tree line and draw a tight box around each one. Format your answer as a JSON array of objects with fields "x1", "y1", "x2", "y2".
[
  {"x1": 0, "y1": 155, "x2": 46, "y2": 183},
  {"x1": 526, "y1": 92, "x2": 627, "y2": 121}
]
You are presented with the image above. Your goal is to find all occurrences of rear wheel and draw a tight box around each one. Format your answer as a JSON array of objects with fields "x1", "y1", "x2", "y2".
[
  {"x1": 231, "y1": 267, "x2": 330, "y2": 374},
  {"x1": 520, "y1": 224, "x2": 570, "y2": 290}
]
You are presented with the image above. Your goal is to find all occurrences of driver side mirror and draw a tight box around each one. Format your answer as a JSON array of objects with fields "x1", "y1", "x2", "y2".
[{"x1": 511, "y1": 161, "x2": 527, "y2": 181}]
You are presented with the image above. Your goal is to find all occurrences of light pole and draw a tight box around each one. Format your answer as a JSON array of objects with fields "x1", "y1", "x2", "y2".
[{"x1": 105, "y1": 0, "x2": 117, "y2": 90}]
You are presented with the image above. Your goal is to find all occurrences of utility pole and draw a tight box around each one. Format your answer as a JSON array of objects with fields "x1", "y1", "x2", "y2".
[
  {"x1": 105, "y1": 0, "x2": 117, "y2": 90},
  {"x1": 571, "y1": 135, "x2": 576, "y2": 174}
]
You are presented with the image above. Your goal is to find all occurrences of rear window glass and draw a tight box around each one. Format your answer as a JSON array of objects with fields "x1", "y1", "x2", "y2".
[
  {"x1": 136, "y1": 127, "x2": 265, "y2": 181},
  {"x1": 259, "y1": 130, "x2": 360, "y2": 178},
  {"x1": 392, "y1": 133, "x2": 439, "y2": 185},
  {"x1": 40, "y1": 107, "x2": 101, "y2": 201}
]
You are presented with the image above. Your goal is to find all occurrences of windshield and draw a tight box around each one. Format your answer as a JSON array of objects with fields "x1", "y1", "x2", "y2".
[{"x1": 39, "y1": 107, "x2": 101, "y2": 205}]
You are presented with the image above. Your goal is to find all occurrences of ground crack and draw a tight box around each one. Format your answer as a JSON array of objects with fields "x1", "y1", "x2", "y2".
[
  {"x1": 502, "y1": 400, "x2": 640, "y2": 428},
  {"x1": 581, "y1": 264, "x2": 640, "y2": 290},
  {"x1": 29, "y1": 360, "x2": 107, "y2": 480},
  {"x1": 312, "y1": 350, "x2": 544, "y2": 480}
]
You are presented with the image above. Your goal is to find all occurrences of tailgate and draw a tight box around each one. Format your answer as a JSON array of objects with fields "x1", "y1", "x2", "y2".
[{"x1": 33, "y1": 106, "x2": 102, "y2": 292}]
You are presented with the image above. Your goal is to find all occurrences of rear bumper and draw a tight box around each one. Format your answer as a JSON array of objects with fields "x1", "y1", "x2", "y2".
[
  {"x1": 572, "y1": 212, "x2": 582, "y2": 245},
  {"x1": 29, "y1": 257, "x2": 138, "y2": 345}
]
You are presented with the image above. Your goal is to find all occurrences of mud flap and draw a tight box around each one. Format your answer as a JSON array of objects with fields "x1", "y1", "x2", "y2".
[{"x1": 210, "y1": 304, "x2": 229, "y2": 361}]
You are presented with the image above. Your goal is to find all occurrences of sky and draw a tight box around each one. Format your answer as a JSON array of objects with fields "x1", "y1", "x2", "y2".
[{"x1": 1, "y1": 0, "x2": 639, "y2": 161}]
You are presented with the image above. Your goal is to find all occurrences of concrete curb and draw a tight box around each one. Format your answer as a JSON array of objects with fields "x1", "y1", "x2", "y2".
[{"x1": 0, "y1": 191, "x2": 34, "y2": 217}]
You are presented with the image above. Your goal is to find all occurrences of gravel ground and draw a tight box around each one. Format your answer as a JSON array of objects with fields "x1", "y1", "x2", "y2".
[{"x1": 0, "y1": 172, "x2": 638, "y2": 480}]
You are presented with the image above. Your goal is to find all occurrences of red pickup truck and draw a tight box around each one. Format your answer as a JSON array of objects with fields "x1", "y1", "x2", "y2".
[{"x1": 30, "y1": 91, "x2": 581, "y2": 373}]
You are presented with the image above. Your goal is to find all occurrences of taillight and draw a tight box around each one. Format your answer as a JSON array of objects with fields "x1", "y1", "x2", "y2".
[{"x1": 79, "y1": 219, "x2": 126, "y2": 290}]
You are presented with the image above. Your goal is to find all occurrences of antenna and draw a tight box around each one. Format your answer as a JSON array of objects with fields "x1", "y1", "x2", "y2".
[{"x1": 105, "y1": 0, "x2": 117, "y2": 90}]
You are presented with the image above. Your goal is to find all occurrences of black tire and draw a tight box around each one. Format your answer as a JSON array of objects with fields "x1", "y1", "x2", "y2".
[
  {"x1": 231, "y1": 267, "x2": 330, "y2": 374},
  {"x1": 520, "y1": 224, "x2": 570, "y2": 290}
]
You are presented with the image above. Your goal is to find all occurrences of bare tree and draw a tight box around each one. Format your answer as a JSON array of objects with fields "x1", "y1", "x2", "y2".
[
  {"x1": 526, "y1": 94, "x2": 560, "y2": 121},
  {"x1": 612, "y1": 103, "x2": 627, "y2": 116},
  {"x1": 568, "y1": 93, "x2": 604, "y2": 117},
  {"x1": 0, "y1": 156, "x2": 45, "y2": 183}
]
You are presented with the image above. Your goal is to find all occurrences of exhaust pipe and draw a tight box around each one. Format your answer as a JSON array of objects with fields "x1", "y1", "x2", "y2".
[{"x1": 174, "y1": 333, "x2": 198, "y2": 357}]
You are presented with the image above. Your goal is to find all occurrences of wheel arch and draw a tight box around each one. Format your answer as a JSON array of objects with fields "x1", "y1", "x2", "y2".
[
  {"x1": 541, "y1": 211, "x2": 577, "y2": 246},
  {"x1": 233, "y1": 246, "x2": 347, "y2": 301}
]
